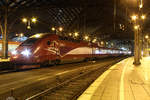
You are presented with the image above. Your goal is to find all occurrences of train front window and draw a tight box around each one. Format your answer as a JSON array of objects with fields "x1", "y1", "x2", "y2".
[{"x1": 21, "y1": 38, "x2": 39, "y2": 46}]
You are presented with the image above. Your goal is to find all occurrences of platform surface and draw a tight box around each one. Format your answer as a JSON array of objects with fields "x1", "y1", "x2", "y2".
[{"x1": 78, "y1": 57, "x2": 150, "y2": 100}]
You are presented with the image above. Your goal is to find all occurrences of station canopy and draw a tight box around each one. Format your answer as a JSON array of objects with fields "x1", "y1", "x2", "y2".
[{"x1": 0, "y1": 0, "x2": 150, "y2": 41}]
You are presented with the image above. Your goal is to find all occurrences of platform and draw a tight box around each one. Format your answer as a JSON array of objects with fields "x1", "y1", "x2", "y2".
[{"x1": 78, "y1": 57, "x2": 150, "y2": 100}]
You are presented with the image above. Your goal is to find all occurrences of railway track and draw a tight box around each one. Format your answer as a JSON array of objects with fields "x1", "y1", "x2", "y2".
[
  {"x1": 0, "y1": 56, "x2": 127, "y2": 100},
  {"x1": 26, "y1": 58, "x2": 123, "y2": 100},
  {"x1": 0, "y1": 70, "x2": 16, "y2": 74}
]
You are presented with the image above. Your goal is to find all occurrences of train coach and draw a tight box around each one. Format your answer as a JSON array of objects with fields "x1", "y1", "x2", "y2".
[
  {"x1": 0, "y1": 40, "x2": 21, "y2": 57},
  {"x1": 10, "y1": 33, "x2": 131, "y2": 67}
]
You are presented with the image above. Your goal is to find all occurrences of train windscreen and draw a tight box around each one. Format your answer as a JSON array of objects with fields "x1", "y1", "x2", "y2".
[{"x1": 20, "y1": 38, "x2": 39, "y2": 46}]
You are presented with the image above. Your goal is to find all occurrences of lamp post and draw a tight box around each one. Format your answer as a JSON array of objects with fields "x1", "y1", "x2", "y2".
[
  {"x1": 22, "y1": 17, "x2": 37, "y2": 29},
  {"x1": 51, "y1": 27, "x2": 63, "y2": 35},
  {"x1": 131, "y1": 2, "x2": 145, "y2": 65},
  {"x1": 143, "y1": 35, "x2": 149, "y2": 56},
  {"x1": 133, "y1": 23, "x2": 141, "y2": 65},
  {"x1": 131, "y1": 15, "x2": 140, "y2": 65}
]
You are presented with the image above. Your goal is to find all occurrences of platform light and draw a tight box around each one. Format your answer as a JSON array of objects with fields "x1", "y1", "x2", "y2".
[
  {"x1": 31, "y1": 17, "x2": 37, "y2": 23},
  {"x1": 106, "y1": 42, "x2": 108, "y2": 45},
  {"x1": 145, "y1": 35, "x2": 149, "y2": 39},
  {"x1": 27, "y1": 25, "x2": 31, "y2": 29},
  {"x1": 20, "y1": 33, "x2": 24, "y2": 37},
  {"x1": 84, "y1": 36, "x2": 89, "y2": 40},
  {"x1": 134, "y1": 25, "x2": 139, "y2": 30},
  {"x1": 141, "y1": 15, "x2": 146, "y2": 20},
  {"x1": 74, "y1": 32, "x2": 79, "y2": 37},
  {"x1": 15, "y1": 34, "x2": 19, "y2": 36},
  {"x1": 69, "y1": 33, "x2": 72, "y2": 36},
  {"x1": 22, "y1": 18, "x2": 27, "y2": 23},
  {"x1": 139, "y1": 4, "x2": 143, "y2": 9},
  {"x1": 92, "y1": 38, "x2": 97, "y2": 43},
  {"x1": 101, "y1": 41, "x2": 104, "y2": 45},
  {"x1": 131, "y1": 15, "x2": 138, "y2": 21},
  {"x1": 59, "y1": 27, "x2": 63, "y2": 32},
  {"x1": 51, "y1": 27, "x2": 56, "y2": 31}
]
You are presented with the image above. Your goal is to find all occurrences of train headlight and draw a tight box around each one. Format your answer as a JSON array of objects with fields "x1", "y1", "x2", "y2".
[
  {"x1": 21, "y1": 49, "x2": 31, "y2": 57},
  {"x1": 11, "y1": 50, "x2": 17, "y2": 55}
]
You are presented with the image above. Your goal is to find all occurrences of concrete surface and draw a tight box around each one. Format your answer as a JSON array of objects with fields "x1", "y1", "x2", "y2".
[{"x1": 78, "y1": 57, "x2": 150, "y2": 100}]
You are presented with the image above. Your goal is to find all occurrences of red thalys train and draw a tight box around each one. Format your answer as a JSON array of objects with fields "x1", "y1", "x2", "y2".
[{"x1": 10, "y1": 33, "x2": 131, "y2": 66}]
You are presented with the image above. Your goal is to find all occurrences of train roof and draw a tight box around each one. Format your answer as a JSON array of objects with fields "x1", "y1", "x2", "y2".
[{"x1": 29, "y1": 33, "x2": 127, "y2": 51}]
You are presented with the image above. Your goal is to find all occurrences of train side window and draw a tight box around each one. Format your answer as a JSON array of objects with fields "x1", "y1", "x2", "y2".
[{"x1": 47, "y1": 41, "x2": 51, "y2": 45}]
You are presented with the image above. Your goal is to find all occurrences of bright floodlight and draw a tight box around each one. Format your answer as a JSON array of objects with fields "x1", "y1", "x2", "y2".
[
  {"x1": 51, "y1": 27, "x2": 56, "y2": 31},
  {"x1": 27, "y1": 25, "x2": 31, "y2": 29},
  {"x1": 74, "y1": 32, "x2": 79, "y2": 37},
  {"x1": 131, "y1": 15, "x2": 137, "y2": 21},
  {"x1": 84, "y1": 36, "x2": 89, "y2": 40},
  {"x1": 31, "y1": 17, "x2": 37, "y2": 23},
  {"x1": 101, "y1": 41, "x2": 104, "y2": 45},
  {"x1": 145, "y1": 35, "x2": 149, "y2": 39},
  {"x1": 20, "y1": 33, "x2": 24, "y2": 37},
  {"x1": 59, "y1": 27, "x2": 63, "y2": 31},
  {"x1": 139, "y1": 4, "x2": 143, "y2": 8},
  {"x1": 22, "y1": 18, "x2": 27, "y2": 23},
  {"x1": 69, "y1": 33, "x2": 72, "y2": 36},
  {"x1": 92, "y1": 38, "x2": 97, "y2": 43},
  {"x1": 134, "y1": 25, "x2": 139, "y2": 30},
  {"x1": 141, "y1": 15, "x2": 146, "y2": 20}
]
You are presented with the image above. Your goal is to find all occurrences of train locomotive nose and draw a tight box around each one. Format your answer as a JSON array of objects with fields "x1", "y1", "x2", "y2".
[{"x1": 10, "y1": 47, "x2": 34, "y2": 64}]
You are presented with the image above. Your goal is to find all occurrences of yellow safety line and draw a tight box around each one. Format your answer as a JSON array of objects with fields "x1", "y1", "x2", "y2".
[
  {"x1": 78, "y1": 58, "x2": 129, "y2": 100},
  {"x1": 119, "y1": 58, "x2": 130, "y2": 100}
]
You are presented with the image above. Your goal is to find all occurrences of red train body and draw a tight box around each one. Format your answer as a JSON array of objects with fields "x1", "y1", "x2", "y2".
[{"x1": 10, "y1": 33, "x2": 130, "y2": 66}]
